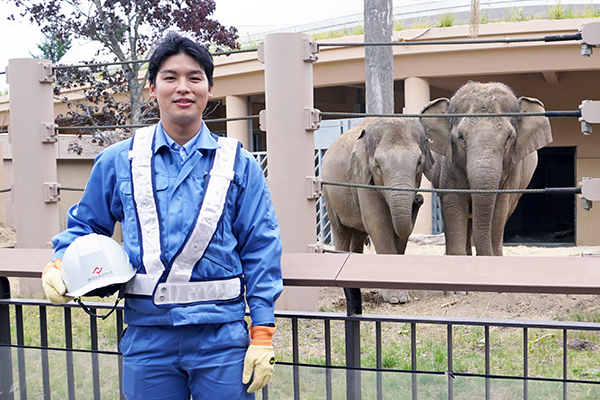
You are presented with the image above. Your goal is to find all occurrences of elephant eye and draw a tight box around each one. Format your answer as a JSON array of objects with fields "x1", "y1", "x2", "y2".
[
  {"x1": 505, "y1": 134, "x2": 514, "y2": 146},
  {"x1": 457, "y1": 133, "x2": 467, "y2": 148}
]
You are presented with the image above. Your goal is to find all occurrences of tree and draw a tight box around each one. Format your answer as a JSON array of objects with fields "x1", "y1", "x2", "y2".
[
  {"x1": 30, "y1": 25, "x2": 72, "y2": 63},
  {"x1": 8, "y1": 0, "x2": 239, "y2": 149}
]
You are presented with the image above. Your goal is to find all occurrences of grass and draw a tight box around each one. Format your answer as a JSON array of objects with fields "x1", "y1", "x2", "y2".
[{"x1": 7, "y1": 295, "x2": 600, "y2": 398}]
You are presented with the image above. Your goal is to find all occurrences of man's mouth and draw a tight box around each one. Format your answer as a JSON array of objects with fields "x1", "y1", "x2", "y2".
[{"x1": 174, "y1": 98, "x2": 194, "y2": 105}]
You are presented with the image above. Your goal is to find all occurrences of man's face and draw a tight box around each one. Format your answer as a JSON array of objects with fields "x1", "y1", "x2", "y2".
[{"x1": 149, "y1": 53, "x2": 213, "y2": 130}]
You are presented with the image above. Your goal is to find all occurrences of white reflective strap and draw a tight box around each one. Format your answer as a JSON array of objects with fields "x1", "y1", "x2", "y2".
[
  {"x1": 166, "y1": 137, "x2": 238, "y2": 283},
  {"x1": 154, "y1": 277, "x2": 242, "y2": 305},
  {"x1": 130, "y1": 126, "x2": 164, "y2": 276},
  {"x1": 125, "y1": 273, "x2": 161, "y2": 295}
]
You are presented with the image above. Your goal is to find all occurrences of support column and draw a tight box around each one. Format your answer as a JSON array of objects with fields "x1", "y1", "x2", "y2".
[
  {"x1": 8, "y1": 58, "x2": 59, "y2": 295},
  {"x1": 405, "y1": 77, "x2": 432, "y2": 235},
  {"x1": 8, "y1": 58, "x2": 59, "y2": 248},
  {"x1": 226, "y1": 95, "x2": 250, "y2": 150},
  {"x1": 0, "y1": 143, "x2": 5, "y2": 225},
  {"x1": 262, "y1": 33, "x2": 319, "y2": 311}
]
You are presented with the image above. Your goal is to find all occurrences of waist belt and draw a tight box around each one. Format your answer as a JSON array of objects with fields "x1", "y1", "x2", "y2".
[{"x1": 124, "y1": 126, "x2": 241, "y2": 304}]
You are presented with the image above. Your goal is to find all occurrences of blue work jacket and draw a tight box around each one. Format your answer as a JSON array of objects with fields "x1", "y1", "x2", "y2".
[{"x1": 51, "y1": 123, "x2": 283, "y2": 326}]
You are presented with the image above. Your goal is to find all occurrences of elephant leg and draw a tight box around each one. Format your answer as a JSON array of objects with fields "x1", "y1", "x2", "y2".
[
  {"x1": 329, "y1": 213, "x2": 354, "y2": 252},
  {"x1": 491, "y1": 193, "x2": 521, "y2": 256},
  {"x1": 343, "y1": 229, "x2": 367, "y2": 316},
  {"x1": 349, "y1": 230, "x2": 368, "y2": 254},
  {"x1": 441, "y1": 192, "x2": 471, "y2": 255},
  {"x1": 358, "y1": 190, "x2": 398, "y2": 254},
  {"x1": 466, "y1": 216, "x2": 473, "y2": 256}
]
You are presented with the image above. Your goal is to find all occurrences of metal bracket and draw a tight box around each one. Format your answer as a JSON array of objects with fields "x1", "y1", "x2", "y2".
[
  {"x1": 259, "y1": 109, "x2": 267, "y2": 132},
  {"x1": 41, "y1": 123, "x2": 58, "y2": 143},
  {"x1": 39, "y1": 62, "x2": 56, "y2": 83},
  {"x1": 43, "y1": 182, "x2": 61, "y2": 203},
  {"x1": 579, "y1": 100, "x2": 600, "y2": 135},
  {"x1": 580, "y1": 177, "x2": 600, "y2": 201},
  {"x1": 304, "y1": 108, "x2": 322, "y2": 131},
  {"x1": 580, "y1": 21, "x2": 600, "y2": 57},
  {"x1": 257, "y1": 42, "x2": 265, "y2": 64},
  {"x1": 307, "y1": 242, "x2": 324, "y2": 253},
  {"x1": 302, "y1": 38, "x2": 319, "y2": 62},
  {"x1": 306, "y1": 176, "x2": 322, "y2": 199}
]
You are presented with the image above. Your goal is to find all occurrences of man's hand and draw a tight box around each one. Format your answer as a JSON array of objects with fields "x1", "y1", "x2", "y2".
[
  {"x1": 41, "y1": 259, "x2": 72, "y2": 304},
  {"x1": 242, "y1": 325, "x2": 276, "y2": 393}
]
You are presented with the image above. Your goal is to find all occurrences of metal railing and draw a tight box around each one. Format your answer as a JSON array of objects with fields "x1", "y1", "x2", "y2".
[{"x1": 2, "y1": 297, "x2": 600, "y2": 399}]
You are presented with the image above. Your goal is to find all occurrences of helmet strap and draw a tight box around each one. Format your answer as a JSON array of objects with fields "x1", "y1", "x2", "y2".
[{"x1": 74, "y1": 285, "x2": 126, "y2": 320}]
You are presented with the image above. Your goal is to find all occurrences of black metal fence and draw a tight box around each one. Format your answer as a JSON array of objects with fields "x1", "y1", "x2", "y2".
[{"x1": 2, "y1": 295, "x2": 600, "y2": 399}]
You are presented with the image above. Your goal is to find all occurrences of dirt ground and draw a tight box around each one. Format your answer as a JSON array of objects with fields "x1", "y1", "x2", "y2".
[
  {"x1": 3, "y1": 223, "x2": 600, "y2": 322},
  {"x1": 319, "y1": 234, "x2": 600, "y2": 321}
]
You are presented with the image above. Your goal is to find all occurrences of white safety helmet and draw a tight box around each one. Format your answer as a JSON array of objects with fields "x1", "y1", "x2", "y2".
[{"x1": 61, "y1": 233, "x2": 136, "y2": 298}]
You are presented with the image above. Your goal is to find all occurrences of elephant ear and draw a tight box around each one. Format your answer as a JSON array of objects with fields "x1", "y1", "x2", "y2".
[
  {"x1": 349, "y1": 129, "x2": 372, "y2": 184},
  {"x1": 420, "y1": 98, "x2": 452, "y2": 157},
  {"x1": 512, "y1": 97, "x2": 553, "y2": 164},
  {"x1": 423, "y1": 148, "x2": 436, "y2": 183}
]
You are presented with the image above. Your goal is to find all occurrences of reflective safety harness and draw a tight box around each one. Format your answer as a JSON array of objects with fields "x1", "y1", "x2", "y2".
[{"x1": 124, "y1": 126, "x2": 242, "y2": 305}]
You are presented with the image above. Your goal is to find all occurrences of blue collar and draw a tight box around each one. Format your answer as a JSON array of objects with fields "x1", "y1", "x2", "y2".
[{"x1": 154, "y1": 121, "x2": 220, "y2": 157}]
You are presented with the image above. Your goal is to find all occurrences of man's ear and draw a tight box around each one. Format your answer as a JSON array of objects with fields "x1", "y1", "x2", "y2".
[
  {"x1": 149, "y1": 81, "x2": 157, "y2": 98},
  {"x1": 208, "y1": 85, "x2": 214, "y2": 98}
]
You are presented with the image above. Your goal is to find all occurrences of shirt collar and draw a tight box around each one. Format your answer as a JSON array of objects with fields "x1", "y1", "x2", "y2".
[{"x1": 154, "y1": 121, "x2": 220, "y2": 155}]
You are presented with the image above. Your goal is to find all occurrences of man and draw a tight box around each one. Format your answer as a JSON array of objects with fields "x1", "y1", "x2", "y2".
[{"x1": 41, "y1": 31, "x2": 283, "y2": 399}]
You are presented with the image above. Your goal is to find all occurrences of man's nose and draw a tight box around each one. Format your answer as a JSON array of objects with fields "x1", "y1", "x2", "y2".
[{"x1": 176, "y1": 80, "x2": 191, "y2": 93}]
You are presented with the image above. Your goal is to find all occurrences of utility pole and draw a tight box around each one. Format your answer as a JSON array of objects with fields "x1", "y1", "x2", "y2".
[{"x1": 364, "y1": 0, "x2": 394, "y2": 114}]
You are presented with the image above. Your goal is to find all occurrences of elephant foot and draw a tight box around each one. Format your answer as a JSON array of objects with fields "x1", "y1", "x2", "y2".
[{"x1": 378, "y1": 289, "x2": 410, "y2": 304}]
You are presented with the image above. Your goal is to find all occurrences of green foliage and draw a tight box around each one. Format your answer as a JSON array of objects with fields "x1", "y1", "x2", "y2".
[
  {"x1": 312, "y1": 3, "x2": 600, "y2": 41},
  {"x1": 504, "y1": 7, "x2": 532, "y2": 22},
  {"x1": 547, "y1": 1, "x2": 575, "y2": 20},
  {"x1": 29, "y1": 26, "x2": 72, "y2": 63},
  {"x1": 438, "y1": 13, "x2": 456, "y2": 28}
]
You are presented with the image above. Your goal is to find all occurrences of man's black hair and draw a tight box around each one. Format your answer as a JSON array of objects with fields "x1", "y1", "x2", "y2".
[{"x1": 148, "y1": 31, "x2": 214, "y2": 87}]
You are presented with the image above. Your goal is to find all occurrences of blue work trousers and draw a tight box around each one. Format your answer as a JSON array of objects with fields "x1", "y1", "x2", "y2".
[{"x1": 120, "y1": 321, "x2": 254, "y2": 400}]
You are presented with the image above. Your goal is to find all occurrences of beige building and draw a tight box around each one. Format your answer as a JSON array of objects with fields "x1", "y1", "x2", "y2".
[{"x1": 1, "y1": 18, "x2": 600, "y2": 245}]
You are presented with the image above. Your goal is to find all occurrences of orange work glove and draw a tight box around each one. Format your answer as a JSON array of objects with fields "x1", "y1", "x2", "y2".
[
  {"x1": 242, "y1": 325, "x2": 276, "y2": 393},
  {"x1": 41, "y1": 259, "x2": 72, "y2": 304}
]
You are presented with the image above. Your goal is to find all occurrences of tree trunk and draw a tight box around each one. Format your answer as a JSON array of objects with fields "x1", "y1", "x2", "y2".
[{"x1": 364, "y1": 0, "x2": 394, "y2": 114}]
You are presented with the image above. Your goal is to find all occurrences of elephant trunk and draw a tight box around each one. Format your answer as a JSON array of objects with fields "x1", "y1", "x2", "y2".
[
  {"x1": 467, "y1": 154, "x2": 502, "y2": 256},
  {"x1": 387, "y1": 190, "x2": 417, "y2": 239}
]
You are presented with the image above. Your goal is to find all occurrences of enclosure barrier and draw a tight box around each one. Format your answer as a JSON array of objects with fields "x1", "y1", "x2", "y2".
[{"x1": 2, "y1": 250, "x2": 600, "y2": 399}]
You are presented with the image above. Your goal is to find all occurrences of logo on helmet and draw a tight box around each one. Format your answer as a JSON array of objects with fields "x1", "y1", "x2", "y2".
[{"x1": 88, "y1": 269, "x2": 114, "y2": 283}]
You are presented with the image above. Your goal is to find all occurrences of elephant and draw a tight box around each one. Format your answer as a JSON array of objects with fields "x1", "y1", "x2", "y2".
[
  {"x1": 420, "y1": 81, "x2": 553, "y2": 256},
  {"x1": 321, "y1": 117, "x2": 434, "y2": 314}
]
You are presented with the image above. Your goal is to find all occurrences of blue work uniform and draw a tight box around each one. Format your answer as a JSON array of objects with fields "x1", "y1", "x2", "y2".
[{"x1": 51, "y1": 122, "x2": 283, "y2": 399}]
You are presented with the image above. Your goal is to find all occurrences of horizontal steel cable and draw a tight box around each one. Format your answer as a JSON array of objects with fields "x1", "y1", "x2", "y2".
[
  {"x1": 56, "y1": 115, "x2": 258, "y2": 131},
  {"x1": 7, "y1": 32, "x2": 581, "y2": 73},
  {"x1": 54, "y1": 109, "x2": 581, "y2": 132},
  {"x1": 322, "y1": 110, "x2": 581, "y2": 119},
  {"x1": 0, "y1": 188, "x2": 10, "y2": 193},
  {"x1": 321, "y1": 180, "x2": 582, "y2": 195},
  {"x1": 52, "y1": 49, "x2": 257, "y2": 71},
  {"x1": 317, "y1": 33, "x2": 582, "y2": 47}
]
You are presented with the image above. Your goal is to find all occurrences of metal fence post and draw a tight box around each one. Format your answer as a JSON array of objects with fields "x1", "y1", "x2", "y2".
[
  {"x1": 0, "y1": 277, "x2": 14, "y2": 400},
  {"x1": 7, "y1": 58, "x2": 60, "y2": 249}
]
